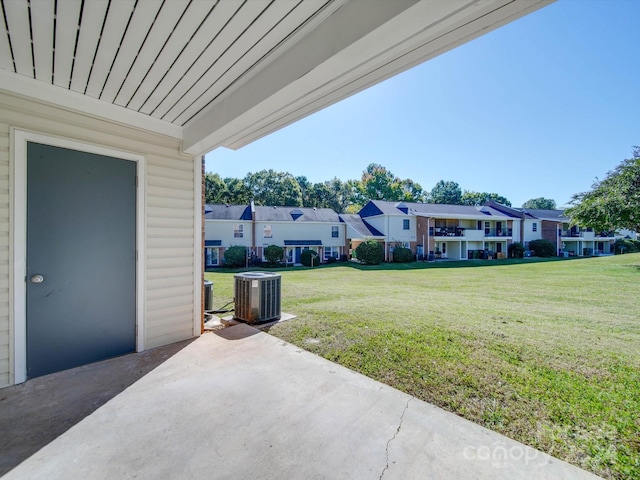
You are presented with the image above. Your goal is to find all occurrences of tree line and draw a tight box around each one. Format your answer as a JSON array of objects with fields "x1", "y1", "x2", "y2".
[
  {"x1": 205, "y1": 163, "x2": 556, "y2": 213},
  {"x1": 206, "y1": 145, "x2": 639, "y2": 238}
]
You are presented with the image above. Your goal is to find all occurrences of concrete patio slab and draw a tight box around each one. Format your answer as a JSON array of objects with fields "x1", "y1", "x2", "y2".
[{"x1": 3, "y1": 324, "x2": 599, "y2": 479}]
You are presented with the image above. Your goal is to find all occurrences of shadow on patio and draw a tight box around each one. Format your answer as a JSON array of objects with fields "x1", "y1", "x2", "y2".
[{"x1": 0, "y1": 338, "x2": 194, "y2": 476}]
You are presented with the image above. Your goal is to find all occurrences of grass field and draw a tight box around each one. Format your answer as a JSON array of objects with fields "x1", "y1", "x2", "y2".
[{"x1": 205, "y1": 254, "x2": 640, "y2": 479}]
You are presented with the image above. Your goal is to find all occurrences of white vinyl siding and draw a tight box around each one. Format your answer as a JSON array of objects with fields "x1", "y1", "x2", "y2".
[
  {"x1": 0, "y1": 115, "x2": 9, "y2": 385},
  {"x1": 0, "y1": 91, "x2": 198, "y2": 385}
]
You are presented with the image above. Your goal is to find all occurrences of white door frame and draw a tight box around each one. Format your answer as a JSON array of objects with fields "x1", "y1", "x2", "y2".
[{"x1": 11, "y1": 129, "x2": 145, "y2": 384}]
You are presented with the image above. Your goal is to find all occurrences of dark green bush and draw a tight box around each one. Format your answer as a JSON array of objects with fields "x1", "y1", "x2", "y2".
[
  {"x1": 223, "y1": 245, "x2": 247, "y2": 267},
  {"x1": 326, "y1": 256, "x2": 338, "y2": 264},
  {"x1": 508, "y1": 242, "x2": 525, "y2": 259},
  {"x1": 355, "y1": 240, "x2": 384, "y2": 265},
  {"x1": 392, "y1": 246, "x2": 413, "y2": 263},
  {"x1": 264, "y1": 245, "x2": 284, "y2": 265},
  {"x1": 300, "y1": 249, "x2": 319, "y2": 267},
  {"x1": 528, "y1": 239, "x2": 555, "y2": 257},
  {"x1": 615, "y1": 238, "x2": 640, "y2": 254}
]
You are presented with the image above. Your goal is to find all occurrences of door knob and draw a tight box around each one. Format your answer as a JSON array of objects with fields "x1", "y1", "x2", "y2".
[{"x1": 30, "y1": 274, "x2": 44, "y2": 284}]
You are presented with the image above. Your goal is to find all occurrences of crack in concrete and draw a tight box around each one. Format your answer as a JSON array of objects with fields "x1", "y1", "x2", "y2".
[{"x1": 380, "y1": 397, "x2": 412, "y2": 480}]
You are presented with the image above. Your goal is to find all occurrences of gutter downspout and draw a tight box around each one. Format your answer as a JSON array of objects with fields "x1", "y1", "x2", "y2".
[
  {"x1": 425, "y1": 216, "x2": 432, "y2": 261},
  {"x1": 250, "y1": 199, "x2": 256, "y2": 263},
  {"x1": 386, "y1": 215, "x2": 390, "y2": 262}
]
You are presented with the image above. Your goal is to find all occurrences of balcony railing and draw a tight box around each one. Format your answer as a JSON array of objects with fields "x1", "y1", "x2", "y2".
[
  {"x1": 561, "y1": 230, "x2": 614, "y2": 238},
  {"x1": 484, "y1": 228, "x2": 512, "y2": 237},
  {"x1": 433, "y1": 227, "x2": 465, "y2": 237},
  {"x1": 431, "y1": 227, "x2": 513, "y2": 238}
]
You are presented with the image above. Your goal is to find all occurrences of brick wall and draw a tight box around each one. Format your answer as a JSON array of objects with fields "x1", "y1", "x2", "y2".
[{"x1": 541, "y1": 221, "x2": 560, "y2": 255}]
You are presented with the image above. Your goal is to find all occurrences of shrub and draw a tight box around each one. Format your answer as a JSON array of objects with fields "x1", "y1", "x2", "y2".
[
  {"x1": 615, "y1": 238, "x2": 640, "y2": 254},
  {"x1": 392, "y1": 246, "x2": 413, "y2": 263},
  {"x1": 528, "y1": 239, "x2": 555, "y2": 257},
  {"x1": 355, "y1": 240, "x2": 384, "y2": 265},
  {"x1": 223, "y1": 245, "x2": 247, "y2": 267},
  {"x1": 264, "y1": 245, "x2": 284, "y2": 265},
  {"x1": 508, "y1": 242, "x2": 525, "y2": 259},
  {"x1": 326, "y1": 256, "x2": 338, "y2": 264},
  {"x1": 300, "y1": 249, "x2": 319, "y2": 267}
]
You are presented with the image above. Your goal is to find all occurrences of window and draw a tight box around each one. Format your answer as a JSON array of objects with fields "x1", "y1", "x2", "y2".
[
  {"x1": 532, "y1": 222, "x2": 538, "y2": 232},
  {"x1": 403, "y1": 219, "x2": 410, "y2": 230},
  {"x1": 324, "y1": 246, "x2": 339, "y2": 261},
  {"x1": 205, "y1": 248, "x2": 219, "y2": 267},
  {"x1": 264, "y1": 225, "x2": 272, "y2": 238},
  {"x1": 233, "y1": 224, "x2": 244, "y2": 238},
  {"x1": 484, "y1": 221, "x2": 490, "y2": 235},
  {"x1": 331, "y1": 225, "x2": 339, "y2": 238}
]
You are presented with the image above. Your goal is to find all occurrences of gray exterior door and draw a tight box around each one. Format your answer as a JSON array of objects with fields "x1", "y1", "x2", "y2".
[{"x1": 26, "y1": 142, "x2": 136, "y2": 378}]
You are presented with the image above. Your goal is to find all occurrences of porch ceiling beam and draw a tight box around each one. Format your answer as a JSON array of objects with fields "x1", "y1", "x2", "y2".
[
  {"x1": 182, "y1": 0, "x2": 553, "y2": 156},
  {"x1": 182, "y1": 0, "x2": 420, "y2": 155}
]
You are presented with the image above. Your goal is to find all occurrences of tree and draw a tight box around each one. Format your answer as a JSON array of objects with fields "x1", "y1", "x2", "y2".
[
  {"x1": 296, "y1": 175, "x2": 313, "y2": 206},
  {"x1": 204, "y1": 173, "x2": 229, "y2": 204},
  {"x1": 398, "y1": 178, "x2": 427, "y2": 203},
  {"x1": 223, "y1": 177, "x2": 251, "y2": 205},
  {"x1": 565, "y1": 148, "x2": 640, "y2": 232},
  {"x1": 428, "y1": 180, "x2": 462, "y2": 204},
  {"x1": 522, "y1": 197, "x2": 557, "y2": 210},
  {"x1": 461, "y1": 191, "x2": 511, "y2": 206},
  {"x1": 243, "y1": 169, "x2": 303, "y2": 206},
  {"x1": 359, "y1": 163, "x2": 402, "y2": 202}
]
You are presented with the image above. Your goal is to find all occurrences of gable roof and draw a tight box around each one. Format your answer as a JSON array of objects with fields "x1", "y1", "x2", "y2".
[
  {"x1": 523, "y1": 209, "x2": 570, "y2": 222},
  {"x1": 485, "y1": 201, "x2": 536, "y2": 219},
  {"x1": 204, "y1": 204, "x2": 252, "y2": 221},
  {"x1": 254, "y1": 206, "x2": 340, "y2": 223},
  {"x1": 340, "y1": 214, "x2": 384, "y2": 238},
  {"x1": 205, "y1": 204, "x2": 341, "y2": 223},
  {"x1": 359, "y1": 200, "x2": 511, "y2": 220}
]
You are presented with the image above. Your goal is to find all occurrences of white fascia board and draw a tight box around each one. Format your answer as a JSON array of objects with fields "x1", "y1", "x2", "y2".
[
  {"x1": 0, "y1": 69, "x2": 183, "y2": 140},
  {"x1": 184, "y1": 0, "x2": 553, "y2": 155},
  {"x1": 182, "y1": 0, "x2": 421, "y2": 155},
  {"x1": 416, "y1": 213, "x2": 512, "y2": 221}
]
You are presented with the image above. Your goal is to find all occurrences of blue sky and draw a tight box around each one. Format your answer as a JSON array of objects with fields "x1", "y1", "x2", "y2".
[{"x1": 205, "y1": 0, "x2": 640, "y2": 208}]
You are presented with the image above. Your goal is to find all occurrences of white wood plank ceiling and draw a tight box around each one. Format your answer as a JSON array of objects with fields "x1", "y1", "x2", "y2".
[
  {"x1": 0, "y1": 0, "x2": 553, "y2": 156},
  {"x1": 0, "y1": 0, "x2": 335, "y2": 125}
]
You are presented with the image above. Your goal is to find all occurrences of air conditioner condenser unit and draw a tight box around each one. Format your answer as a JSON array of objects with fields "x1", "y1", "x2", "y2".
[{"x1": 234, "y1": 272, "x2": 281, "y2": 324}]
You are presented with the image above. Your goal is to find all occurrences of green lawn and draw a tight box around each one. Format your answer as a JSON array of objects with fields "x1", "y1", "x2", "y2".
[{"x1": 205, "y1": 254, "x2": 640, "y2": 479}]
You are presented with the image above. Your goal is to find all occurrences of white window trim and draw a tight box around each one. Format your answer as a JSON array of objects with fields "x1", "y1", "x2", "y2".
[{"x1": 11, "y1": 129, "x2": 146, "y2": 385}]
